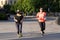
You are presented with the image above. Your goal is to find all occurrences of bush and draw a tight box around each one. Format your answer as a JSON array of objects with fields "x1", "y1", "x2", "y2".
[
  {"x1": 0, "y1": 13, "x2": 8, "y2": 20},
  {"x1": 4, "y1": 4, "x2": 11, "y2": 13}
]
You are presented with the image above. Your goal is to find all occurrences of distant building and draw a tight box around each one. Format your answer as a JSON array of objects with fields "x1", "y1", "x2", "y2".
[{"x1": 0, "y1": 0, "x2": 16, "y2": 8}]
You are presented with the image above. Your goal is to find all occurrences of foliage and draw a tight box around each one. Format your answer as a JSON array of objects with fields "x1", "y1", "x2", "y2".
[{"x1": 4, "y1": 0, "x2": 60, "y2": 15}]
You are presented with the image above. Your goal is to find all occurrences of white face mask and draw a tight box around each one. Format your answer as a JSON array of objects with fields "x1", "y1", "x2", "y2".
[{"x1": 17, "y1": 14, "x2": 21, "y2": 16}]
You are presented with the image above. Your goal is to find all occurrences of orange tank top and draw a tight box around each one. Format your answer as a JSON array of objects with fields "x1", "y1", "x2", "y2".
[{"x1": 36, "y1": 12, "x2": 46, "y2": 22}]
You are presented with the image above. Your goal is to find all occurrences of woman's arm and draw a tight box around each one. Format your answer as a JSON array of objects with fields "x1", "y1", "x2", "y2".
[{"x1": 14, "y1": 17, "x2": 17, "y2": 22}]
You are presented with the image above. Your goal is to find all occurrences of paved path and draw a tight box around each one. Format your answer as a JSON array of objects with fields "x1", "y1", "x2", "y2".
[{"x1": 0, "y1": 17, "x2": 60, "y2": 40}]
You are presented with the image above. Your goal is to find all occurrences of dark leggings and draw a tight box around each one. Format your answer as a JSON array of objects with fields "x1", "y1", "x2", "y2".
[
  {"x1": 39, "y1": 22, "x2": 45, "y2": 31},
  {"x1": 16, "y1": 23, "x2": 22, "y2": 34}
]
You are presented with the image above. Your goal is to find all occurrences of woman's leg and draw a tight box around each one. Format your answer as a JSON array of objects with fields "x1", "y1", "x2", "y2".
[
  {"x1": 19, "y1": 23, "x2": 22, "y2": 33},
  {"x1": 41, "y1": 22, "x2": 45, "y2": 35},
  {"x1": 19, "y1": 23, "x2": 23, "y2": 37},
  {"x1": 16, "y1": 23, "x2": 19, "y2": 34},
  {"x1": 39, "y1": 22, "x2": 45, "y2": 35}
]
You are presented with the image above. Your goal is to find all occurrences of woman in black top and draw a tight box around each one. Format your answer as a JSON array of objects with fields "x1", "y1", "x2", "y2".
[{"x1": 14, "y1": 10, "x2": 23, "y2": 38}]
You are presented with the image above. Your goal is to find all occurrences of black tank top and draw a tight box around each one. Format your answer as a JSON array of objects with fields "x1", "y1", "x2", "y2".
[{"x1": 15, "y1": 15, "x2": 23, "y2": 23}]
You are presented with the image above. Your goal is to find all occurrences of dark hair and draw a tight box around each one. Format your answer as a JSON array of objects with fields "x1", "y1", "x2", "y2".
[
  {"x1": 40, "y1": 7, "x2": 46, "y2": 12},
  {"x1": 40, "y1": 8, "x2": 43, "y2": 10},
  {"x1": 16, "y1": 12, "x2": 20, "y2": 14}
]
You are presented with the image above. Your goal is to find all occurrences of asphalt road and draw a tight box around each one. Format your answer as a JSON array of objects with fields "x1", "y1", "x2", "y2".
[{"x1": 0, "y1": 17, "x2": 60, "y2": 40}]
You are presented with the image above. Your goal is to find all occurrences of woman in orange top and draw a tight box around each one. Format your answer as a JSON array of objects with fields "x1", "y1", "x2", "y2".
[{"x1": 36, "y1": 8, "x2": 46, "y2": 36}]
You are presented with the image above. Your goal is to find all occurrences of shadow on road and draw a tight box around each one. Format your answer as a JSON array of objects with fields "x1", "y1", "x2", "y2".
[
  {"x1": 0, "y1": 32, "x2": 60, "y2": 40},
  {"x1": 9, "y1": 33, "x2": 60, "y2": 40}
]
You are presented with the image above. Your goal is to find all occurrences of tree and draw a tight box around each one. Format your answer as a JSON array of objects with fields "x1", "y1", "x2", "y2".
[
  {"x1": 10, "y1": 0, "x2": 60, "y2": 15},
  {"x1": 11, "y1": 0, "x2": 23, "y2": 12},
  {"x1": 22, "y1": 0, "x2": 35, "y2": 15}
]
